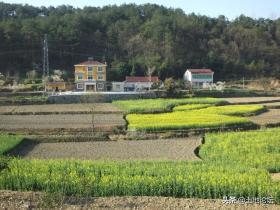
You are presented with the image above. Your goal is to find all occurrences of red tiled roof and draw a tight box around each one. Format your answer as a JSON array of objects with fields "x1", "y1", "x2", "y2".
[
  {"x1": 75, "y1": 61, "x2": 106, "y2": 66},
  {"x1": 125, "y1": 76, "x2": 159, "y2": 83},
  {"x1": 187, "y1": 69, "x2": 213, "y2": 74}
]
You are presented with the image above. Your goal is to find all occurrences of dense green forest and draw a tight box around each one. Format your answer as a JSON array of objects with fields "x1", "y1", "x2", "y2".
[{"x1": 0, "y1": 2, "x2": 280, "y2": 81}]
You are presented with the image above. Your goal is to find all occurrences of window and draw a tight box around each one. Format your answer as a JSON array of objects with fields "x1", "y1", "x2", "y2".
[
  {"x1": 192, "y1": 74, "x2": 212, "y2": 80},
  {"x1": 97, "y1": 83, "x2": 104, "y2": 90},
  {"x1": 76, "y1": 73, "x2": 83, "y2": 80},
  {"x1": 88, "y1": 75, "x2": 93, "y2": 80},
  {"x1": 87, "y1": 67, "x2": 93, "y2": 72},
  {"x1": 98, "y1": 66, "x2": 103, "y2": 72},
  {"x1": 77, "y1": 84, "x2": 84, "y2": 89},
  {"x1": 98, "y1": 75, "x2": 103, "y2": 80}
]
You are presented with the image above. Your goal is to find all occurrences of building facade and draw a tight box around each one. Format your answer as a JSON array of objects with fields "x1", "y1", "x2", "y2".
[
  {"x1": 110, "y1": 77, "x2": 160, "y2": 92},
  {"x1": 124, "y1": 76, "x2": 159, "y2": 91},
  {"x1": 46, "y1": 81, "x2": 66, "y2": 92},
  {"x1": 184, "y1": 69, "x2": 214, "y2": 89},
  {"x1": 74, "y1": 60, "x2": 107, "y2": 92},
  {"x1": 111, "y1": 82, "x2": 125, "y2": 92}
]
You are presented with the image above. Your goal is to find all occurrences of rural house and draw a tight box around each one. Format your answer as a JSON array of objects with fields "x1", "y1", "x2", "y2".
[
  {"x1": 184, "y1": 69, "x2": 214, "y2": 89},
  {"x1": 46, "y1": 81, "x2": 66, "y2": 92},
  {"x1": 124, "y1": 76, "x2": 159, "y2": 92},
  {"x1": 111, "y1": 76, "x2": 159, "y2": 92},
  {"x1": 74, "y1": 58, "x2": 107, "y2": 92}
]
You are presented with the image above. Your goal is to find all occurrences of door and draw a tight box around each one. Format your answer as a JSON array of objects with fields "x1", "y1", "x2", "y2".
[{"x1": 86, "y1": 85, "x2": 96, "y2": 92}]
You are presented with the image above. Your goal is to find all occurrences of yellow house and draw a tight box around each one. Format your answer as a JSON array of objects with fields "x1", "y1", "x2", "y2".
[{"x1": 74, "y1": 59, "x2": 107, "y2": 92}]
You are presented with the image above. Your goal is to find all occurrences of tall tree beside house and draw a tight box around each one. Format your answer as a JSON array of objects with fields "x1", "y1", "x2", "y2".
[{"x1": 0, "y1": 2, "x2": 280, "y2": 81}]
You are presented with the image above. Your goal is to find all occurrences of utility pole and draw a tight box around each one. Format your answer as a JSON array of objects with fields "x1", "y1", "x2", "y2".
[{"x1": 43, "y1": 34, "x2": 49, "y2": 92}]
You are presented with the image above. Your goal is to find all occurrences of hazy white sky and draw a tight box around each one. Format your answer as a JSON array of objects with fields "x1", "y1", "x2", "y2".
[{"x1": 2, "y1": 0, "x2": 280, "y2": 20}]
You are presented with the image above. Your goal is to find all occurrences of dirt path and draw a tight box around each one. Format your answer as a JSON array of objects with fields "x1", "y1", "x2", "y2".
[
  {"x1": 248, "y1": 109, "x2": 280, "y2": 127},
  {"x1": 0, "y1": 190, "x2": 278, "y2": 210},
  {"x1": 11, "y1": 138, "x2": 201, "y2": 161}
]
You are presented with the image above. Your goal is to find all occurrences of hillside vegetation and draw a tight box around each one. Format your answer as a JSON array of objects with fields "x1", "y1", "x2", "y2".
[{"x1": 0, "y1": 3, "x2": 280, "y2": 81}]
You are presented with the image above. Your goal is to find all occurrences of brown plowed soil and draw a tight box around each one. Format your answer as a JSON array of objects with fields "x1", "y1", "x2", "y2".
[
  {"x1": 11, "y1": 138, "x2": 201, "y2": 161},
  {"x1": 0, "y1": 103, "x2": 123, "y2": 115},
  {"x1": 224, "y1": 97, "x2": 280, "y2": 104},
  {"x1": 0, "y1": 114, "x2": 125, "y2": 131},
  {"x1": 0, "y1": 190, "x2": 278, "y2": 210},
  {"x1": 248, "y1": 109, "x2": 280, "y2": 126}
]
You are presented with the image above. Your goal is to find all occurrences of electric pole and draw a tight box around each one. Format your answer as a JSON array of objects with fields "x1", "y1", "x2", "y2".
[{"x1": 43, "y1": 34, "x2": 49, "y2": 92}]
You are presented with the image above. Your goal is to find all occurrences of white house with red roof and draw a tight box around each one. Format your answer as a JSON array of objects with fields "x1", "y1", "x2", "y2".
[
  {"x1": 184, "y1": 69, "x2": 214, "y2": 89},
  {"x1": 125, "y1": 76, "x2": 159, "y2": 91},
  {"x1": 112, "y1": 76, "x2": 159, "y2": 92}
]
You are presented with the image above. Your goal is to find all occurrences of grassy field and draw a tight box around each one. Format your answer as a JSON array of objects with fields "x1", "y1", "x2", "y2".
[
  {"x1": 127, "y1": 105, "x2": 265, "y2": 131},
  {"x1": 0, "y1": 128, "x2": 279, "y2": 202},
  {"x1": 0, "y1": 134, "x2": 23, "y2": 155},
  {"x1": 113, "y1": 98, "x2": 226, "y2": 113}
]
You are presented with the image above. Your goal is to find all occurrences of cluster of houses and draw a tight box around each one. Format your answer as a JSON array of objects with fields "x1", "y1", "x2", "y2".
[{"x1": 47, "y1": 58, "x2": 214, "y2": 92}]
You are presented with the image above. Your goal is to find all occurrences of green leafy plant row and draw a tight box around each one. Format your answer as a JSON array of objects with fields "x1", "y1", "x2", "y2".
[{"x1": 0, "y1": 129, "x2": 279, "y2": 202}]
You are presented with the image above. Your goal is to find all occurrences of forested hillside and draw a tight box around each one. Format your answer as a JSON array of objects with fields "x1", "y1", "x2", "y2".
[{"x1": 0, "y1": 2, "x2": 280, "y2": 81}]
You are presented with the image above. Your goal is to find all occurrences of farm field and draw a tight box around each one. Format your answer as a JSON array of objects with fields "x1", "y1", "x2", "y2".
[
  {"x1": 1, "y1": 190, "x2": 279, "y2": 210},
  {"x1": 0, "y1": 114, "x2": 125, "y2": 132},
  {"x1": 10, "y1": 138, "x2": 201, "y2": 161},
  {"x1": 127, "y1": 105, "x2": 264, "y2": 131},
  {"x1": 0, "y1": 98, "x2": 280, "y2": 207},
  {"x1": 224, "y1": 97, "x2": 280, "y2": 104},
  {"x1": 0, "y1": 128, "x2": 280, "y2": 202},
  {"x1": 248, "y1": 109, "x2": 280, "y2": 127},
  {"x1": 254, "y1": 101, "x2": 280, "y2": 109},
  {"x1": 113, "y1": 98, "x2": 226, "y2": 113},
  {"x1": 200, "y1": 128, "x2": 280, "y2": 172},
  {"x1": 0, "y1": 133, "x2": 23, "y2": 155},
  {"x1": 0, "y1": 103, "x2": 123, "y2": 115}
]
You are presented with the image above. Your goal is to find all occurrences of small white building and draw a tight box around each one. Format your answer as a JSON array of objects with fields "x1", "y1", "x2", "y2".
[
  {"x1": 184, "y1": 69, "x2": 214, "y2": 89},
  {"x1": 112, "y1": 82, "x2": 125, "y2": 92},
  {"x1": 124, "y1": 76, "x2": 159, "y2": 92}
]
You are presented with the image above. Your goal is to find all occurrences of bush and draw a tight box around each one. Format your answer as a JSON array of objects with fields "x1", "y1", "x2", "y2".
[{"x1": 163, "y1": 78, "x2": 185, "y2": 97}]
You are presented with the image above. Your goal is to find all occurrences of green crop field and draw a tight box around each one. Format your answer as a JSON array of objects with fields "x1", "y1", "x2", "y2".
[
  {"x1": 0, "y1": 134, "x2": 23, "y2": 155},
  {"x1": 0, "y1": 128, "x2": 279, "y2": 202},
  {"x1": 173, "y1": 104, "x2": 213, "y2": 111},
  {"x1": 113, "y1": 98, "x2": 226, "y2": 113},
  {"x1": 127, "y1": 105, "x2": 265, "y2": 131},
  {"x1": 200, "y1": 128, "x2": 280, "y2": 173}
]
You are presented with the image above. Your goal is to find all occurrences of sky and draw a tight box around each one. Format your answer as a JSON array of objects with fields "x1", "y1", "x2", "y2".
[{"x1": 2, "y1": 0, "x2": 280, "y2": 20}]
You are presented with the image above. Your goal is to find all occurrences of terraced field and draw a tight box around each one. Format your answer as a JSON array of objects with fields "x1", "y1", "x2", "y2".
[
  {"x1": 248, "y1": 109, "x2": 280, "y2": 127},
  {"x1": 11, "y1": 138, "x2": 201, "y2": 161},
  {"x1": 224, "y1": 97, "x2": 280, "y2": 104},
  {"x1": 0, "y1": 103, "x2": 123, "y2": 115},
  {"x1": 0, "y1": 103, "x2": 125, "y2": 134},
  {"x1": 0, "y1": 114, "x2": 125, "y2": 132}
]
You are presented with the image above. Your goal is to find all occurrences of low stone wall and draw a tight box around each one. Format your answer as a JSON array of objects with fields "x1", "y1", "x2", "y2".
[
  {"x1": 47, "y1": 92, "x2": 158, "y2": 104},
  {"x1": 0, "y1": 91, "x2": 44, "y2": 97}
]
